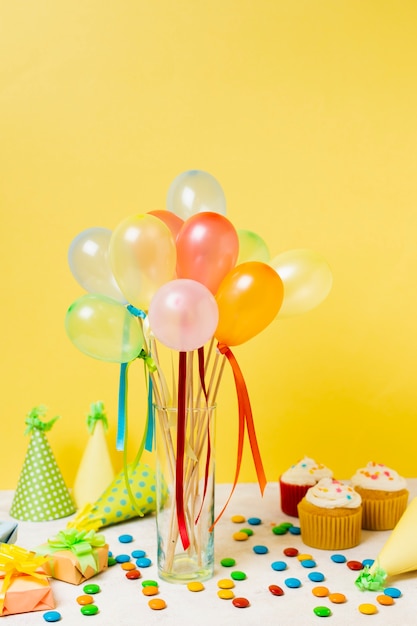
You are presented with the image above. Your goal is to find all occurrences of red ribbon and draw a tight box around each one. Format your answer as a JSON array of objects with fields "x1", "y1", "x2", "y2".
[
  {"x1": 211, "y1": 342, "x2": 267, "y2": 530},
  {"x1": 176, "y1": 351, "x2": 190, "y2": 550}
]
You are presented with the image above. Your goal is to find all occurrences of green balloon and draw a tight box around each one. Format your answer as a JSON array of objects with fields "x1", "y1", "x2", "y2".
[{"x1": 65, "y1": 294, "x2": 144, "y2": 363}]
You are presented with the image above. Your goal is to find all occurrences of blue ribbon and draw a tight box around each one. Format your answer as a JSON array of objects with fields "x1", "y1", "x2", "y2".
[{"x1": 117, "y1": 362, "x2": 129, "y2": 451}]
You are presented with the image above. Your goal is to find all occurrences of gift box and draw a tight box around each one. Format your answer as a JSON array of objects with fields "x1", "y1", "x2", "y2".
[
  {"x1": 0, "y1": 544, "x2": 54, "y2": 617},
  {"x1": 0, "y1": 522, "x2": 18, "y2": 545},
  {"x1": 36, "y1": 528, "x2": 108, "y2": 585}
]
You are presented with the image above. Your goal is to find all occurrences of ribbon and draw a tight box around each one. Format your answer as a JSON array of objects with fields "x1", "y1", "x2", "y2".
[
  {"x1": 211, "y1": 343, "x2": 267, "y2": 529},
  {"x1": 0, "y1": 544, "x2": 49, "y2": 613},
  {"x1": 36, "y1": 529, "x2": 106, "y2": 575},
  {"x1": 117, "y1": 362, "x2": 129, "y2": 451},
  {"x1": 176, "y1": 351, "x2": 190, "y2": 550},
  {"x1": 86, "y1": 401, "x2": 108, "y2": 434},
  {"x1": 194, "y1": 346, "x2": 212, "y2": 525},
  {"x1": 24, "y1": 406, "x2": 59, "y2": 435}
]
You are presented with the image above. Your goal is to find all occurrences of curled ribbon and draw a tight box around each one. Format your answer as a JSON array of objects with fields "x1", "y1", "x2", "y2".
[
  {"x1": 0, "y1": 544, "x2": 49, "y2": 613},
  {"x1": 86, "y1": 401, "x2": 108, "y2": 434},
  {"x1": 36, "y1": 529, "x2": 106, "y2": 575},
  {"x1": 211, "y1": 343, "x2": 267, "y2": 530}
]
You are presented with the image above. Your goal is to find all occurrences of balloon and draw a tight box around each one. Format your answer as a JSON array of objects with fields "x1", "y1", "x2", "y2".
[
  {"x1": 166, "y1": 170, "x2": 227, "y2": 220},
  {"x1": 237, "y1": 229, "x2": 270, "y2": 264},
  {"x1": 269, "y1": 248, "x2": 333, "y2": 318},
  {"x1": 109, "y1": 214, "x2": 177, "y2": 311},
  {"x1": 148, "y1": 279, "x2": 219, "y2": 352},
  {"x1": 176, "y1": 212, "x2": 239, "y2": 294},
  {"x1": 65, "y1": 294, "x2": 144, "y2": 363},
  {"x1": 215, "y1": 262, "x2": 284, "y2": 346},
  {"x1": 148, "y1": 210, "x2": 184, "y2": 240},
  {"x1": 68, "y1": 227, "x2": 126, "y2": 302}
]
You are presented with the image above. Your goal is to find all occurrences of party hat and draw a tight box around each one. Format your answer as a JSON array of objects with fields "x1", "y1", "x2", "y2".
[
  {"x1": 70, "y1": 461, "x2": 163, "y2": 529},
  {"x1": 10, "y1": 406, "x2": 75, "y2": 521},
  {"x1": 356, "y1": 497, "x2": 417, "y2": 590},
  {"x1": 73, "y1": 401, "x2": 115, "y2": 509}
]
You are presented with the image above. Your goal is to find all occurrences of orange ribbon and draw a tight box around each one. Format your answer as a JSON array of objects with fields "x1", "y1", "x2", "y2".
[
  {"x1": 211, "y1": 343, "x2": 267, "y2": 530},
  {"x1": 0, "y1": 544, "x2": 49, "y2": 613}
]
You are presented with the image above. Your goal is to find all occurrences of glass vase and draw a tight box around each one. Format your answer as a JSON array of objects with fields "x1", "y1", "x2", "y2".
[{"x1": 154, "y1": 404, "x2": 216, "y2": 583}]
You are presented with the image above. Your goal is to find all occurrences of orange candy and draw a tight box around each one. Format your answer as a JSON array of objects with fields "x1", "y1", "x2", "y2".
[
  {"x1": 142, "y1": 585, "x2": 159, "y2": 596},
  {"x1": 312, "y1": 586, "x2": 329, "y2": 597},
  {"x1": 329, "y1": 593, "x2": 346, "y2": 604},
  {"x1": 148, "y1": 598, "x2": 167, "y2": 610},
  {"x1": 377, "y1": 594, "x2": 394, "y2": 606}
]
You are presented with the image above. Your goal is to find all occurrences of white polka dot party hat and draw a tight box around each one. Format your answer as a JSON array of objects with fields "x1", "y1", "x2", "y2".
[{"x1": 10, "y1": 405, "x2": 76, "y2": 521}]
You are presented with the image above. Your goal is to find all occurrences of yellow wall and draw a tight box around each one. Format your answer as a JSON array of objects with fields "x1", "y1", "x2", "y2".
[{"x1": 1, "y1": 1, "x2": 417, "y2": 490}]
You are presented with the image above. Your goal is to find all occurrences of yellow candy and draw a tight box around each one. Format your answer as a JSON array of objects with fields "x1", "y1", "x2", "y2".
[
  {"x1": 358, "y1": 603, "x2": 378, "y2": 615},
  {"x1": 217, "y1": 589, "x2": 235, "y2": 600},
  {"x1": 297, "y1": 553, "x2": 313, "y2": 561},
  {"x1": 231, "y1": 515, "x2": 246, "y2": 523},
  {"x1": 187, "y1": 581, "x2": 205, "y2": 592},
  {"x1": 233, "y1": 531, "x2": 249, "y2": 541},
  {"x1": 217, "y1": 578, "x2": 235, "y2": 589}
]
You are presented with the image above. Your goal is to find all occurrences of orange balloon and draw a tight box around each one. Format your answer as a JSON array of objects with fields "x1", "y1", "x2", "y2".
[
  {"x1": 215, "y1": 262, "x2": 284, "y2": 346},
  {"x1": 148, "y1": 210, "x2": 184, "y2": 239}
]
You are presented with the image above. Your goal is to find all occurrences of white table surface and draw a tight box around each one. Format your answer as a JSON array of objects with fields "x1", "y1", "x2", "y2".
[{"x1": 1, "y1": 481, "x2": 417, "y2": 625}]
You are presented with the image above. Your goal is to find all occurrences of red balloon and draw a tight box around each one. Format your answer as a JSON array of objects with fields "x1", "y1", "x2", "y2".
[
  {"x1": 176, "y1": 212, "x2": 239, "y2": 294},
  {"x1": 148, "y1": 210, "x2": 184, "y2": 239}
]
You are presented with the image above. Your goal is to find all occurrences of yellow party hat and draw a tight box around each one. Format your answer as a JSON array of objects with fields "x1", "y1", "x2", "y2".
[
  {"x1": 73, "y1": 402, "x2": 115, "y2": 509},
  {"x1": 10, "y1": 406, "x2": 75, "y2": 521},
  {"x1": 356, "y1": 496, "x2": 417, "y2": 590}
]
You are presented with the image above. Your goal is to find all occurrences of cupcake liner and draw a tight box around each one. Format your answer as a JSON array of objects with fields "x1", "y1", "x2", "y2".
[
  {"x1": 357, "y1": 489, "x2": 409, "y2": 531},
  {"x1": 298, "y1": 501, "x2": 362, "y2": 550},
  {"x1": 279, "y1": 481, "x2": 311, "y2": 517}
]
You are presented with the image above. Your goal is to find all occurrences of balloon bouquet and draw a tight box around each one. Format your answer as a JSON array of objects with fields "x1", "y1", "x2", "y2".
[{"x1": 65, "y1": 170, "x2": 333, "y2": 582}]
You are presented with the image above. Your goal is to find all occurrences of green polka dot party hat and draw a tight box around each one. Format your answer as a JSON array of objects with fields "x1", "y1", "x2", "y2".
[{"x1": 10, "y1": 405, "x2": 76, "y2": 521}]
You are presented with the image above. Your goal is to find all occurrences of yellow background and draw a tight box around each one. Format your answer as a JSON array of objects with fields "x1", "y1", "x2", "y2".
[{"x1": 1, "y1": 1, "x2": 417, "y2": 490}]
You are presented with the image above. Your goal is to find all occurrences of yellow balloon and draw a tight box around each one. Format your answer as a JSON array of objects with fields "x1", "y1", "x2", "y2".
[
  {"x1": 237, "y1": 229, "x2": 270, "y2": 264},
  {"x1": 269, "y1": 249, "x2": 333, "y2": 318},
  {"x1": 109, "y1": 214, "x2": 177, "y2": 311}
]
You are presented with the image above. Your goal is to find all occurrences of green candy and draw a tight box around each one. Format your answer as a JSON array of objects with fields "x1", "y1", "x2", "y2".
[
  {"x1": 220, "y1": 557, "x2": 236, "y2": 567},
  {"x1": 81, "y1": 605, "x2": 99, "y2": 616},
  {"x1": 83, "y1": 583, "x2": 100, "y2": 595},
  {"x1": 141, "y1": 579, "x2": 159, "y2": 587},
  {"x1": 240, "y1": 528, "x2": 254, "y2": 536},
  {"x1": 231, "y1": 570, "x2": 247, "y2": 581},
  {"x1": 313, "y1": 606, "x2": 332, "y2": 617},
  {"x1": 272, "y1": 525, "x2": 288, "y2": 535}
]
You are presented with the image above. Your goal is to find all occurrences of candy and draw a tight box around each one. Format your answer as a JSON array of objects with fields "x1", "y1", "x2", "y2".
[
  {"x1": 118, "y1": 534, "x2": 133, "y2": 543},
  {"x1": 288, "y1": 526, "x2": 301, "y2": 535},
  {"x1": 358, "y1": 603, "x2": 378, "y2": 615},
  {"x1": 218, "y1": 589, "x2": 235, "y2": 599},
  {"x1": 148, "y1": 598, "x2": 167, "y2": 610},
  {"x1": 220, "y1": 557, "x2": 236, "y2": 567},
  {"x1": 347, "y1": 560, "x2": 363, "y2": 571},
  {"x1": 142, "y1": 579, "x2": 159, "y2": 587},
  {"x1": 269, "y1": 584, "x2": 284, "y2": 596},
  {"x1": 247, "y1": 517, "x2": 261, "y2": 525},
  {"x1": 136, "y1": 556, "x2": 152, "y2": 567},
  {"x1": 233, "y1": 531, "x2": 249, "y2": 541},
  {"x1": 330, "y1": 554, "x2": 346, "y2": 563},
  {"x1": 308, "y1": 572, "x2": 325, "y2": 582},
  {"x1": 83, "y1": 584, "x2": 100, "y2": 595},
  {"x1": 284, "y1": 577, "x2": 301, "y2": 588},
  {"x1": 126, "y1": 569, "x2": 141, "y2": 579},
  {"x1": 187, "y1": 581, "x2": 205, "y2": 592},
  {"x1": 121, "y1": 561, "x2": 136, "y2": 570},
  {"x1": 272, "y1": 525, "x2": 288, "y2": 535},
  {"x1": 253, "y1": 545, "x2": 268, "y2": 554},
  {"x1": 312, "y1": 586, "x2": 329, "y2": 597},
  {"x1": 142, "y1": 585, "x2": 159, "y2": 596},
  {"x1": 313, "y1": 606, "x2": 332, "y2": 617},
  {"x1": 232, "y1": 597, "x2": 250, "y2": 608},
  {"x1": 231, "y1": 570, "x2": 247, "y2": 581},
  {"x1": 377, "y1": 594, "x2": 394, "y2": 606},
  {"x1": 283, "y1": 547, "x2": 298, "y2": 557},
  {"x1": 76, "y1": 595, "x2": 94, "y2": 605},
  {"x1": 328, "y1": 592, "x2": 346, "y2": 604},
  {"x1": 297, "y1": 553, "x2": 313, "y2": 561},
  {"x1": 115, "y1": 554, "x2": 131, "y2": 563},
  {"x1": 43, "y1": 612, "x2": 62, "y2": 623},
  {"x1": 240, "y1": 528, "x2": 254, "y2": 536},
  {"x1": 271, "y1": 560, "x2": 287, "y2": 571},
  {"x1": 107, "y1": 556, "x2": 117, "y2": 566},
  {"x1": 384, "y1": 587, "x2": 402, "y2": 598},
  {"x1": 218, "y1": 578, "x2": 235, "y2": 589},
  {"x1": 131, "y1": 549, "x2": 146, "y2": 558},
  {"x1": 300, "y1": 559, "x2": 316, "y2": 568},
  {"x1": 231, "y1": 515, "x2": 246, "y2": 523},
  {"x1": 80, "y1": 605, "x2": 99, "y2": 616}
]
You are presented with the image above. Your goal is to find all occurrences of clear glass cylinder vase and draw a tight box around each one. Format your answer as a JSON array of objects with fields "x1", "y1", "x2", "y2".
[{"x1": 154, "y1": 404, "x2": 216, "y2": 583}]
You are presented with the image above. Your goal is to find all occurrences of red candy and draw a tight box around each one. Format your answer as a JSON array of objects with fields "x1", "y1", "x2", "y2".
[
  {"x1": 283, "y1": 547, "x2": 299, "y2": 557},
  {"x1": 269, "y1": 584, "x2": 284, "y2": 596},
  {"x1": 346, "y1": 560, "x2": 364, "y2": 571},
  {"x1": 126, "y1": 569, "x2": 141, "y2": 579},
  {"x1": 232, "y1": 597, "x2": 250, "y2": 608}
]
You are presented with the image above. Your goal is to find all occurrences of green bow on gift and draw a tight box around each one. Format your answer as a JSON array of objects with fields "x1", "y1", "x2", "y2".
[{"x1": 37, "y1": 528, "x2": 106, "y2": 575}]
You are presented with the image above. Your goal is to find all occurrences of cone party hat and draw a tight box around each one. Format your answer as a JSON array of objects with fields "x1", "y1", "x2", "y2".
[
  {"x1": 73, "y1": 401, "x2": 115, "y2": 509},
  {"x1": 356, "y1": 497, "x2": 417, "y2": 590},
  {"x1": 10, "y1": 405, "x2": 75, "y2": 521}
]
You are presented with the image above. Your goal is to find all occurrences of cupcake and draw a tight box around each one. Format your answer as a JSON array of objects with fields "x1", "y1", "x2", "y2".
[
  {"x1": 297, "y1": 478, "x2": 362, "y2": 550},
  {"x1": 350, "y1": 462, "x2": 409, "y2": 530},
  {"x1": 279, "y1": 456, "x2": 333, "y2": 517}
]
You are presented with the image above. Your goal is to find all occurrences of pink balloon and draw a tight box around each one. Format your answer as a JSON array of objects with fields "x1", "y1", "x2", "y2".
[
  {"x1": 148, "y1": 279, "x2": 219, "y2": 351},
  {"x1": 176, "y1": 212, "x2": 239, "y2": 294}
]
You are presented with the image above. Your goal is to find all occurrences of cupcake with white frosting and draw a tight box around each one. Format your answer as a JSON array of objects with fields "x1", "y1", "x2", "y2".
[
  {"x1": 351, "y1": 462, "x2": 408, "y2": 530},
  {"x1": 297, "y1": 477, "x2": 362, "y2": 549},
  {"x1": 279, "y1": 456, "x2": 333, "y2": 517}
]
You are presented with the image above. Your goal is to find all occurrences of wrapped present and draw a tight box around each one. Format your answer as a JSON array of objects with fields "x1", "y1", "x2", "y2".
[
  {"x1": 0, "y1": 544, "x2": 54, "y2": 617},
  {"x1": 36, "y1": 528, "x2": 108, "y2": 585},
  {"x1": 0, "y1": 522, "x2": 18, "y2": 545}
]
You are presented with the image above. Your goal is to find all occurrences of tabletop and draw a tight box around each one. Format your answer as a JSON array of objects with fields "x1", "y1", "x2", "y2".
[{"x1": 1, "y1": 481, "x2": 417, "y2": 625}]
